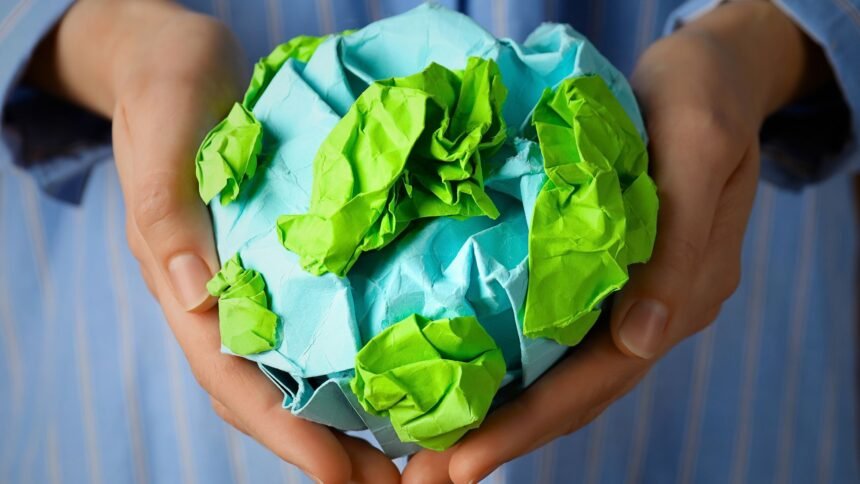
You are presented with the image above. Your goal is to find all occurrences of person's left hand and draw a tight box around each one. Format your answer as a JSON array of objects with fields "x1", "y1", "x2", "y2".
[{"x1": 400, "y1": 2, "x2": 828, "y2": 482}]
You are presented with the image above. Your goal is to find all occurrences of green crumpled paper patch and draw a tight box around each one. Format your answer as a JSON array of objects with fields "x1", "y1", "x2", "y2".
[
  {"x1": 278, "y1": 56, "x2": 507, "y2": 277},
  {"x1": 243, "y1": 34, "x2": 332, "y2": 109},
  {"x1": 523, "y1": 75, "x2": 658, "y2": 346},
  {"x1": 207, "y1": 254, "x2": 279, "y2": 355},
  {"x1": 350, "y1": 314, "x2": 506, "y2": 451},
  {"x1": 196, "y1": 34, "x2": 336, "y2": 206},
  {"x1": 195, "y1": 102, "x2": 263, "y2": 205}
]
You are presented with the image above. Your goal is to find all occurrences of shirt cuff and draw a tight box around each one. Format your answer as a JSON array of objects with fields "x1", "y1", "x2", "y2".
[{"x1": 663, "y1": 0, "x2": 860, "y2": 189}]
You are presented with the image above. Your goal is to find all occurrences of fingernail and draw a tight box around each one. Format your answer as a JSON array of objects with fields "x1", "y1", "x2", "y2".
[
  {"x1": 167, "y1": 253, "x2": 215, "y2": 312},
  {"x1": 618, "y1": 299, "x2": 668, "y2": 359}
]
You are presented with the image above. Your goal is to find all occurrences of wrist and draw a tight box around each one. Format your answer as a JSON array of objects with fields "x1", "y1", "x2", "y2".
[
  {"x1": 680, "y1": 0, "x2": 829, "y2": 121},
  {"x1": 24, "y1": 1, "x2": 243, "y2": 121}
]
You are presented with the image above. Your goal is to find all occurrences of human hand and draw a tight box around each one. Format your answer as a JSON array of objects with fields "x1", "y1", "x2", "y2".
[
  {"x1": 401, "y1": 2, "x2": 829, "y2": 482},
  {"x1": 27, "y1": 1, "x2": 400, "y2": 482}
]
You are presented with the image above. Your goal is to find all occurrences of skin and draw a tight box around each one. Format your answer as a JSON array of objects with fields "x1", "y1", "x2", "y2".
[{"x1": 25, "y1": 0, "x2": 831, "y2": 482}]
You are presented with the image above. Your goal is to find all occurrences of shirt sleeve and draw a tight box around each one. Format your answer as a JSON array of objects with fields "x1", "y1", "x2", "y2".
[
  {"x1": 664, "y1": 0, "x2": 860, "y2": 189},
  {"x1": 0, "y1": 0, "x2": 113, "y2": 204}
]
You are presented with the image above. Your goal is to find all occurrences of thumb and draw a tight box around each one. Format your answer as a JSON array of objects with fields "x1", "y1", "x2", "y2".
[
  {"x1": 610, "y1": 129, "x2": 733, "y2": 359},
  {"x1": 113, "y1": 90, "x2": 220, "y2": 312}
]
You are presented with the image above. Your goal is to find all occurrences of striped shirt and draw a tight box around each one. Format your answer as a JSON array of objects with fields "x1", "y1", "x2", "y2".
[{"x1": 1, "y1": 1, "x2": 859, "y2": 483}]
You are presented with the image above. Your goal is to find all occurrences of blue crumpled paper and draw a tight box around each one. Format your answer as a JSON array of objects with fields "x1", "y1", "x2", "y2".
[{"x1": 209, "y1": 3, "x2": 646, "y2": 457}]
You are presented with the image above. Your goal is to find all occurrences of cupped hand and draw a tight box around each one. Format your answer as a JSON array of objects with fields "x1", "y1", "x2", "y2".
[
  {"x1": 31, "y1": 1, "x2": 400, "y2": 482},
  {"x1": 401, "y1": 2, "x2": 826, "y2": 482},
  {"x1": 112, "y1": 7, "x2": 401, "y2": 484}
]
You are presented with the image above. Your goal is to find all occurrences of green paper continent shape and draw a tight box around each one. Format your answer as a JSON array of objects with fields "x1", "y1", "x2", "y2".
[
  {"x1": 196, "y1": 34, "x2": 338, "y2": 206},
  {"x1": 278, "y1": 56, "x2": 507, "y2": 277},
  {"x1": 207, "y1": 254, "x2": 279, "y2": 355},
  {"x1": 195, "y1": 102, "x2": 263, "y2": 205},
  {"x1": 523, "y1": 75, "x2": 658, "y2": 346},
  {"x1": 243, "y1": 34, "x2": 331, "y2": 109},
  {"x1": 350, "y1": 314, "x2": 506, "y2": 451}
]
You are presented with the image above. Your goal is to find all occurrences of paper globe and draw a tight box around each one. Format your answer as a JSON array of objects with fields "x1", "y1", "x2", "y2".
[{"x1": 196, "y1": 3, "x2": 657, "y2": 457}]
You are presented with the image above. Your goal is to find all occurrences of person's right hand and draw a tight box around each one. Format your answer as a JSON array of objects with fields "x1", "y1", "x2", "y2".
[{"x1": 26, "y1": 1, "x2": 400, "y2": 482}]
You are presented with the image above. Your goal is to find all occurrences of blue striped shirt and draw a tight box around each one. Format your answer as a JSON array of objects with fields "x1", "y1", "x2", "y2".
[{"x1": 1, "y1": 1, "x2": 859, "y2": 483}]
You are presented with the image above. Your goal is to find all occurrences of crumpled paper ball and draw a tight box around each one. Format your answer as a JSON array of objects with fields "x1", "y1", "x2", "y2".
[{"x1": 196, "y1": 3, "x2": 657, "y2": 457}]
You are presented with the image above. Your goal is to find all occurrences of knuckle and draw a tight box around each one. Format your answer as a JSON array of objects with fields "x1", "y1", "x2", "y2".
[
  {"x1": 657, "y1": 233, "x2": 703, "y2": 281},
  {"x1": 650, "y1": 103, "x2": 750, "y2": 175},
  {"x1": 679, "y1": 110, "x2": 739, "y2": 165},
  {"x1": 132, "y1": 178, "x2": 180, "y2": 236},
  {"x1": 683, "y1": 105, "x2": 739, "y2": 140}
]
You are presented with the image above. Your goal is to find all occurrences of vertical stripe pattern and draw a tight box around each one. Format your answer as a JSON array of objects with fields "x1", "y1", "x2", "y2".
[
  {"x1": 729, "y1": 186, "x2": 777, "y2": 484},
  {"x1": 583, "y1": 416, "x2": 608, "y2": 484},
  {"x1": 74, "y1": 206, "x2": 103, "y2": 484},
  {"x1": 774, "y1": 189, "x2": 818, "y2": 484},
  {"x1": 166, "y1": 331, "x2": 199, "y2": 484},
  {"x1": 21, "y1": 179, "x2": 59, "y2": 484},
  {"x1": 625, "y1": 373, "x2": 656, "y2": 484},
  {"x1": 105, "y1": 178, "x2": 149, "y2": 484},
  {"x1": 0, "y1": 173, "x2": 24, "y2": 480},
  {"x1": 0, "y1": 2, "x2": 858, "y2": 484},
  {"x1": 676, "y1": 326, "x2": 718, "y2": 484},
  {"x1": 224, "y1": 427, "x2": 250, "y2": 484}
]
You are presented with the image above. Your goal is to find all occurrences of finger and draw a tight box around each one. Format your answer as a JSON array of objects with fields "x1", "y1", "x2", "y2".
[
  {"x1": 449, "y1": 329, "x2": 649, "y2": 484},
  {"x1": 185, "y1": 311, "x2": 353, "y2": 483},
  {"x1": 112, "y1": 86, "x2": 220, "y2": 313},
  {"x1": 614, "y1": 135, "x2": 759, "y2": 356},
  {"x1": 609, "y1": 113, "x2": 748, "y2": 359},
  {"x1": 334, "y1": 433, "x2": 402, "y2": 484},
  {"x1": 126, "y1": 200, "x2": 353, "y2": 483},
  {"x1": 215, "y1": 395, "x2": 405, "y2": 484},
  {"x1": 150, "y1": 273, "x2": 352, "y2": 483},
  {"x1": 402, "y1": 447, "x2": 457, "y2": 484}
]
